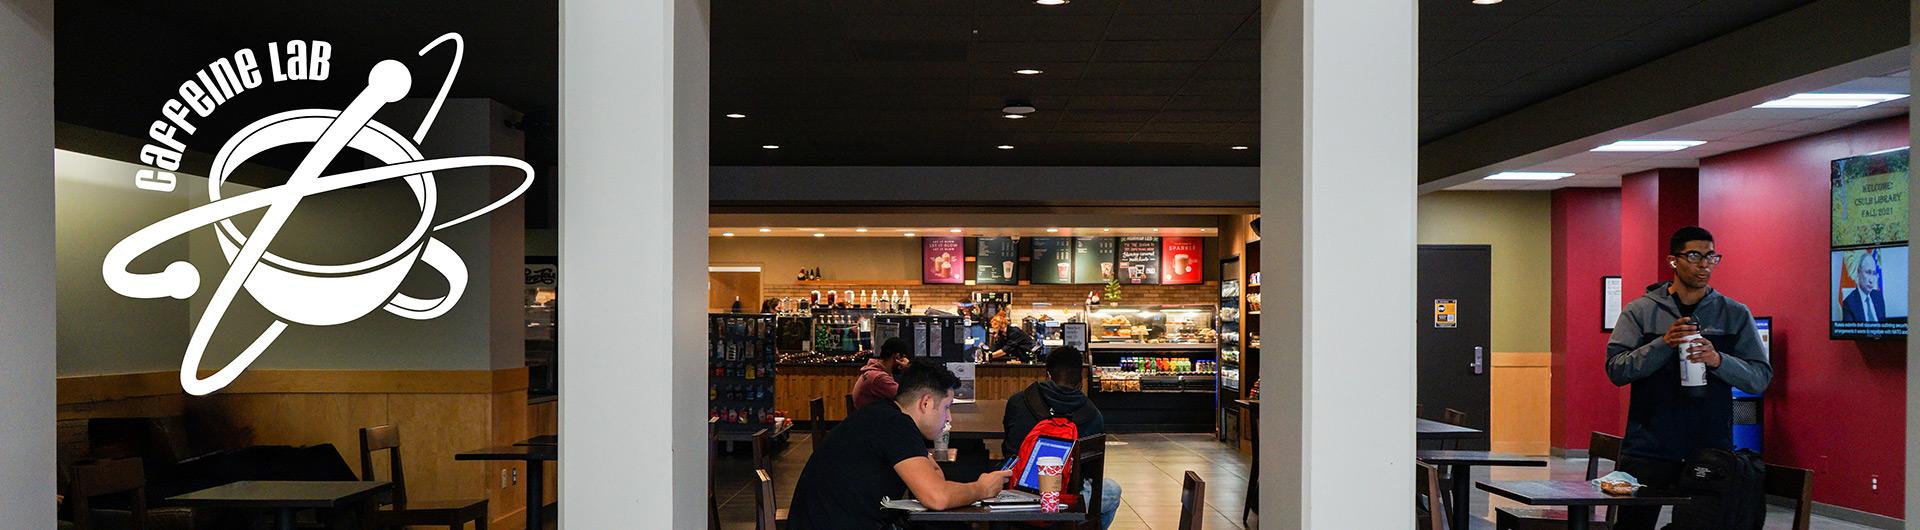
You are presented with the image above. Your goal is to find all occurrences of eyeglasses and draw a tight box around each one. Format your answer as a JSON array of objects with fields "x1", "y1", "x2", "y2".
[{"x1": 1672, "y1": 251, "x2": 1724, "y2": 265}]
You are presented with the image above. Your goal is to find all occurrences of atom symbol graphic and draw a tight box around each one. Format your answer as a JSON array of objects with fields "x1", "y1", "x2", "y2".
[{"x1": 102, "y1": 34, "x2": 535, "y2": 396}]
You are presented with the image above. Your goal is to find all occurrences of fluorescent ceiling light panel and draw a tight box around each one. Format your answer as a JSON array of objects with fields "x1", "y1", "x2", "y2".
[
  {"x1": 1753, "y1": 93, "x2": 1907, "y2": 109},
  {"x1": 1485, "y1": 171, "x2": 1575, "y2": 181},
  {"x1": 1591, "y1": 140, "x2": 1706, "y2": 152}
]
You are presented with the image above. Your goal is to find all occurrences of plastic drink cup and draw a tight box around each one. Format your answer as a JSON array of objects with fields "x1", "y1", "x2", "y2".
[{"x1": 1679, "y1": 333, "x2": 1707, "y2": 387}]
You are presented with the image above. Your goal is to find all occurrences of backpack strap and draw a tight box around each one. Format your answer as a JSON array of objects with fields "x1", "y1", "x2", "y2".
[{"x1": 1022, "y1": 384, "x2": 1055, "y2": 419}]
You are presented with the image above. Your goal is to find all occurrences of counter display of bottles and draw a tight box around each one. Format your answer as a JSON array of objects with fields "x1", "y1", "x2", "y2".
[
  {"x1": 708, "y1": 313, "x2": 787, "y2": 434},
  {"x1": 1089, "y1": 351, "x2": 1217, "y2": 394}
]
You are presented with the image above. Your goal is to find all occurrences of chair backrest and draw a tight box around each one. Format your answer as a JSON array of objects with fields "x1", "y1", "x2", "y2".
[
  {"x1": 709, "y1": 418, "x2": 721, "y2": 530},
  {"x1": 809, "y1": 397, "x2": 827, "y2": 443},
  {"x1": 71, "y1": 457, "x2": 147, "y2": 530},
  {"x1": 1764, "y1": 464, "x2": 1815, "y2": 530},
  {"x1": 358, "y1": 425, "x2": 408, "y2": 505},
  {"x1": 1442, "y1": 408, "x2": 1466, "y2": 426},
  {"x1": 1177, "y1": 471, "x2": 1207, "y2": 530},
  {"x1": 751, "y1": 428, "x2": 773, "y2": 495},
  {"x1": 755, "y1": 469, "x2": 777, "y2": 530},
  {"x1": 1585, "y1": 432, "x2": 1623, "y2": 480},
  {"x1": 1415, "y1": 461, "x2": 1446, "y2": 530},
  {"x1": 844, "y1": 393, "x2": 857, "y2": 416},
  {"x1": 1071, "y1": 433, "x2": 1107, "y2": 528}
]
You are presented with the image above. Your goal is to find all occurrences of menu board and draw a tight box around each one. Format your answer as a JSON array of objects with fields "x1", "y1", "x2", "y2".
[
  {"x1": 922, "y1": 236, "x2": 965, "y2": 284},
  {"x1": 1031, "y1": 237, "x2": 1074, "y2": 284},
  {"x1": 975, "y1": 237, "x2": 1019, "y2": 285},
  {"x1": 1161, "y1": 237, "x2": 1203, "y2": 285},
  {"x1": 1118, "y1": 237, "x2": 1161, "y2": 284},
  {"x1": 1073, "y1": 237, "x2": 1117, "y2": 284}
]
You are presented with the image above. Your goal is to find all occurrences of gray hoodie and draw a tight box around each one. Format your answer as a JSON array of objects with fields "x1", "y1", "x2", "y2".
[{"x1": 1606, "y1": 282, "x2": 1772, "y2": 461}]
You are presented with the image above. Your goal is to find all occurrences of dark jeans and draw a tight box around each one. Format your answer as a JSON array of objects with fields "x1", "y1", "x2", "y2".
[{"x1": 1614, "y1": 454, "x2": 1685, "y2": 530}]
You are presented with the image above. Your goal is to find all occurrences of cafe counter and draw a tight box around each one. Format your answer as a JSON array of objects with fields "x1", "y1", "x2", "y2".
[{"x1": 774, "y1": 362, "x2": 1052, "y2": 422}]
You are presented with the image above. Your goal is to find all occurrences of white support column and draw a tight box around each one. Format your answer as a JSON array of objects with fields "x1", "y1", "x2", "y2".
[
  {"x1": 560, "y1": 0, "x2": 709, "y2": 527},
  {"x1": 0, "y1": 0, "x2": 55, "y2": 528},
  {"x1": 1259, "y1": 0, "x2": 1418, "y2": 528}
]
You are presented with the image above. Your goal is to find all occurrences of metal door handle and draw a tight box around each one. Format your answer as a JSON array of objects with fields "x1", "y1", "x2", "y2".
[{"x1": 1471, "y1": 346, "x2": 1484, "y2": 375}]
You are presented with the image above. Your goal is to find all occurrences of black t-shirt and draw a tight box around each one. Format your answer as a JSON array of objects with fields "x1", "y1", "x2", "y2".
[
  {"x1": 988, "y1": 327, "x2": 1036, "y2": 363},
  {"x1": 787, "y1": 401, "x2": 930, "y2": 530}
]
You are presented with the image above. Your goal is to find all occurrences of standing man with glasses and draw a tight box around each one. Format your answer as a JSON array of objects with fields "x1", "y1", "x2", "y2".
[{"x1": 1605, "y1": 226, "x2": 1772, "y2": 529}]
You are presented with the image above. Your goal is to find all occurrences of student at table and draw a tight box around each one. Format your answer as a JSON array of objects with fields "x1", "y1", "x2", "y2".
[
  {"x1": 1002, "y1": 346, "x2": 1122, "y2": 530},
  {"x1": 984, "y1": 312, "x2": 1036, "y2": 363},
  {"x1": 788, "y1": 359, "x2": 1013, "y2": 530},
  {"x1": 1606, "y1": 226, "x2": 1772, "y2": 530},
  {"x1": 852, "y1": 337, "x2": 912, "y2": 410}
]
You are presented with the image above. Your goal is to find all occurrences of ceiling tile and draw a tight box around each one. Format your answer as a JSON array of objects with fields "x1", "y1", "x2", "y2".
[
  {"x1": 1449, "y1": 39, "x2": 1600, "y2": 64},
  {"x1": 970, "y1": 41, "x2": 1099, "y2": 62},
  {"x1": 1118, "y1": 0, "x2": 1257, "y2": 14},
  {"x1": 1095, "y1": 40, "x2": 1223, "y2": 62},
  {"x1": 1081, "y1": 62, "x2": 1202, "y2": 80},
  {"x1": 1067, "y1": 79, "x2": 1187, "y2": 96},
  {"x1": 1720, "y1": 130, "x2": 1804, "y2": 144},
  {"x1": 1487, "y1": 16, "x2": 1654, "y2": 42},
  {"x1": 1104, "y1": 14, "x2": 1247, "y2": 41},
  {"x1": 1068, "y1": 95, "x2": 1173, "y2": 110},
  {"x1": 972, "y1": 16, "x2": 1109, "y2": 41},
  {"x1": 1768, "y1": 119, "x2": 1855, "y2": 133},
  {"x1": 1164, "y1": 94, "x2": 1257, "y2": 110},
  {"x1": 840, "y1": 15, "x2": 975, "y2": 41}
]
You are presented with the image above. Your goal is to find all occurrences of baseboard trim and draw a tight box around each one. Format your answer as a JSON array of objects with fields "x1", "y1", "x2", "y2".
[
  {"x1": 1798, "y1": 498, "x2": 1903, "y2": 529},
  {"x1": 1551, "y1": 447, "x2": 1588, "y2": 459}
]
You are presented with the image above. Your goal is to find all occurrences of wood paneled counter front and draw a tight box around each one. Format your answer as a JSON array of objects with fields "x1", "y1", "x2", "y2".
[{"x1": 775, "y1": 363, "x2": 1051, "y2": 422}]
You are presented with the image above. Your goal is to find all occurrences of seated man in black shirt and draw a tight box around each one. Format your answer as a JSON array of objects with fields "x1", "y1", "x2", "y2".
[{"x1": 788, "y1": 359, "x2": 1013, "y2": 530}]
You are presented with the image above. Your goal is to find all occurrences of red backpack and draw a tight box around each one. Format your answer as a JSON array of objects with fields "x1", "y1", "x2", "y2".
[{"x1": 1006, "y1": 395, "x2": 1080, "y2": 494}]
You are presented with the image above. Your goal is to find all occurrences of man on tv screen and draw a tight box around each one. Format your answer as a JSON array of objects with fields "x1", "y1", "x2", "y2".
[
  {"x1": 1605, "y1": 226, "x2": 1773, "y2": 530},
  {"x1": 1841, "y1": 249, "x2": 1889, "y2": 322}
]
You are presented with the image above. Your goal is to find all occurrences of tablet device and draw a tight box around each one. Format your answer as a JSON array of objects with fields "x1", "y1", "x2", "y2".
[{"x1": 1012, "y1": 435, "x2": 1076, "y2": 493}]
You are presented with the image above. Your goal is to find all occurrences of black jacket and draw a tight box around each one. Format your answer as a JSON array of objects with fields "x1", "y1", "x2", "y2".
[
  {"x1": 1606, "y1": 282, "x2": 1772, "y2": 461},
  {"x1": 988, "y1": 327, "x2": 1037, "y2": 363},
  {"x1": 1001, "y1": 381, "x2": 1105, "y2": 456}
]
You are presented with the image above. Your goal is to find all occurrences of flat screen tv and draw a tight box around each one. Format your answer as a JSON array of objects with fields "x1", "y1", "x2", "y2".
[{"x1": 1830, "y1": 147, "x2": 1909, "y2": 339}]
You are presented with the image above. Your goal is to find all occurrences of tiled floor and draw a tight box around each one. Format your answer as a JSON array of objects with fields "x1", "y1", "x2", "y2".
[{"x1": 714, "y1": 432, "x2": 1882, "y2": 529}]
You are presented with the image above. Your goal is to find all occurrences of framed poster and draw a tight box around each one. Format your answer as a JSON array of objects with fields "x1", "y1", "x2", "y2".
[
  {"x1": 1031, "y1": 237, "x2": 1074, "y2": 284},
  {"x1": 922, "y1": 236, "x2": 965, "y2": 284},
  {"x1": 1073, "y1": 236, "x2": 1117, "y2": 284},
  {"x1": 1603, "y1": 276, "x2": 1623, "y2": 331},
  {"x1": 975, "y1": 237, "x2": 1019, "y2": 285},
  {"x1": 1118, "y1": 237, "x2": 1161, "y2": 284},
  {"x1": 1161, "y1": 237, "x2": 1203, "y2": 284}
]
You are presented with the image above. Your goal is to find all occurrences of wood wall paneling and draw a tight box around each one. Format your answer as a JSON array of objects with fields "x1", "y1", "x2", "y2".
[{"x1": 1490, "y1": 351, "x2": 1552, "y2": 455}]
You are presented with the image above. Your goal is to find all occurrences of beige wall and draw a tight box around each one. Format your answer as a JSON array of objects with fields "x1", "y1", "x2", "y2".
[
  {"x1": 1417, "y1": 191, "x2": 1552, "y2": 354},
  {"x1": 711, "y1": 236, "x2": 922, "y2": 281}
]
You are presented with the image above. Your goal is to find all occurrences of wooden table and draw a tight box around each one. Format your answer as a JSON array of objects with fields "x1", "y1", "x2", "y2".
[
  {"x1": 1477, "y1": 480, "x2": 1692, "y2": 530},
  {"x1": 1417, "y1": 418, "x2": 1483, "y2": 440},
  {"x1": 1418, "y1": 450, "x2": 1546, "y2": 530},
  {"x1": 166, "y1": 480, "x2": 391, "y2": 530},
  {"x1": 947, "y1": 400, "x2": 1007, "y2": 439},
  {"x1": 516, "y1": 434, "x2": 557, "y2": 446},
  {"x1": 902, "y1": 501, "x2": 1087, "y2": 525},
  {"x1": 456, "y1": 444, "x2": 558, "y2": 525}
]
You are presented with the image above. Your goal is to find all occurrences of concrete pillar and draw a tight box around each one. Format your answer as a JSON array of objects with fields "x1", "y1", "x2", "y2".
[
  {"x1": 0, "y1": 0, "x2": 55, "y2": 527},
  {"x1": 1259, "y1": 0, "x2": 1418, "y2": 527},
  {"x1": 559, "y1": 0, "x2": 709, "y2": 527}
]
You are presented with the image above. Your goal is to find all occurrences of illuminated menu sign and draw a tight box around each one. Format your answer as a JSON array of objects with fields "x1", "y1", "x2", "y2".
[
  {"x1": 1073, "y1": 237, "x2": 1117, "y2": 284},
  {"x1": 1030, "y1": 237, "x2": 1073, "y2": 284},
  {"x1": 1161, "y1": 237, "x2": 1203, "y2": 285},
  {"x1": 922, "y1": 236, "x2": 965, "y2": 284},
  {"x1": 975, "y1": 237, "x2": 1018, "y2": 285},
  {"x1": 1118, "y1": 237, "x2": 1160, "y2": 284}
]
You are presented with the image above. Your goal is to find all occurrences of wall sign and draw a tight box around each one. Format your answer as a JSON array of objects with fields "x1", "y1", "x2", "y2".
[
  {"x1": 922, "y1": 236, "x2": 965, "y2": 284},
  {"x1": 1603, "y1": 276, "x2": 1623, "y2": 331},
  {"x1": 1433, "y1": 299, "x2": 1458, "y2": 329},
  {"x1": 1073, "y1": 236, "x2": 1117, "y2": 284},
  {"x1": 1031, "y1": 237, "x2": 1074, "y2": 284},
  {"x1": 975, "y1": 237, "x2": 1019, "y2": 285},
  {"x1": 100, "y1": 34, "x2": 536, "y2": 396},
  {"x1": 1160, "y1": 237, "x2": 1203, "y2": 285},
  {"x1": 1118, "y1": 237, "x2": 1161, "y2": 285}
]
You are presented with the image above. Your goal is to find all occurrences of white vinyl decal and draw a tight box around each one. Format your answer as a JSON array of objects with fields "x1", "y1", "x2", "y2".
[{"x1": 102, "y1": 34, "x2": 534, "y2": 396}]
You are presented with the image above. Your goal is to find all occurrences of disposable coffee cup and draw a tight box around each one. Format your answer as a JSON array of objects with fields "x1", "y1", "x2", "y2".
[
  {"x1": 1036, "y1": 456, "x2": 1065, "y2": 512},
  {"x1": 934, "y1": 423, "x2": 950, "y2": 452},
  {"x1": 1679, "y1": 333, "x2": 1708, "y2": 388}
]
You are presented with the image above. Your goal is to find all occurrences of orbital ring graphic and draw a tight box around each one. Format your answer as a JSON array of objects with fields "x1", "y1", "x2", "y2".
[{"x1": 102, "y1": 33, "x2": 535, "y2": 396}]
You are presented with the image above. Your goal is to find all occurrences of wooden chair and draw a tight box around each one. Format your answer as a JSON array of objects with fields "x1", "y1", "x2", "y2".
[
  {"x1": 1496, "y1": 432, "x2": 1623, "y2": 530},
  {"x1": 708, "y1": 418, "x2": 721, "y2": 530},
  {"x1": 1416, "y1": 462, "x2": 1447, "y2": 530},
  {"x1": 1177, "y1": 471, "x2": 1207, "y2": 530},
  {"x1": 1072, "y1": 434, "x2": 1107, "y2": 530},
  {"x1": 754, "y1": 469, "x2": 781, "y2": 530},
  {"x1": 358, "y1": 425, "x2": 489, "y2": 530},
  {"x1": 808, "y1": 397, "x2": 827, "y2": 444},
  {"x1": 1441, "y1": 409, "x2": 1468, "y2": 450},
  {"x1": 1765, "y1": 464, "x2": 1815, "y2": 530},
  {"x1": 70, "y1": 457, "x2": 147, "y2": 530},
  {"x1": 750, "y1": 430, "x2": 789, "y2": 527}
]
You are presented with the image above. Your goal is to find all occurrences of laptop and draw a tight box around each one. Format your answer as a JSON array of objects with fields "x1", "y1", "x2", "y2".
[{"x1": 980, "y1": 434, "x2": 1076, "y2": 505}]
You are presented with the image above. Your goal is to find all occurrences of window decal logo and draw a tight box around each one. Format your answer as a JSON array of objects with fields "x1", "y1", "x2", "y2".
[{"x1": 102, "y1": 34, "x2": 535, "y2": 396}]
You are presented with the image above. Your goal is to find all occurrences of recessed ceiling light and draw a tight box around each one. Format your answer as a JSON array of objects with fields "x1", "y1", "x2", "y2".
[
  {"x1": 1046, "y1": 228, "x2": 1060, "y2": 233},
  {"x1": 721, "y1": 232, "x2": 735, "y2": 237},
  {"x1": 998, "y1": 145, "x2": 1016, "y2": 150},
  {"x1": 1753, "y1": 93, "x2": 1908, "y2": 109},
  {"x1": 1004, "y1": 114, "x2": 1027, "y2": 119},
  {"x1": 1591, "y1": 140, "x2": 1706, "y2": 152},
  {"x1": 904, "y1": 232, "x2": 916, "y2": 237},
  {"x1": 1485, "y1": 171, "x2": 1576, "y2": 181},
  {"x1": 1471, "y1": 0, "x2": 1502, "y2": 4},
  {"x1": 1231, "y1": 146, "x2": 1250, "y2": 150},
  {"x1": 812, "y1": 233, "x2": 826, "y2": 237},
  {"x1": 1153, "y1": 228, "x2": 1160, "y2": 232},
  {"x1": 1102, "y1": 228, "x2": 1111, "y2": 232},
  {"x1": 855, "y1": 228, "x2": 869, "y2": 233},
  {"x1": 761, "y1": 145, "x2": 780, "y2": 149},
  {"x1": 758, "y1": 228, "x2": 772, "y2": 233},
  {"x1": 1035, "y1": 0, "x2": 1068, "y2": 5},
  {"x1": 725, "y1": 113, "x2": 747, "y2": 119},
  {"x1": 1016, "y1": 69, "x2": 1043, "y2": 75},
  {"x1": 949, "y1": 228, "x2": 963, "y2": 233}
]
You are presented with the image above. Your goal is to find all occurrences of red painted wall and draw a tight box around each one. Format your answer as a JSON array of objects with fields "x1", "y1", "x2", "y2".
[
  {"x1": 1620, "y1": 168, "x2": 1699, "y2": 297},
  {"x1": 1696, "y1": 116, "x2": 1909, "y2": 518},
  {"x1": 1550, "y1": 188, "x2": 1626, "y2": 450}
]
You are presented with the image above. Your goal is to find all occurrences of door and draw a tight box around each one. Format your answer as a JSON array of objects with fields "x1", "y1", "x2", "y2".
[{"x1": 1417, "y1": 245, "x2": 1491, "y2": 450}]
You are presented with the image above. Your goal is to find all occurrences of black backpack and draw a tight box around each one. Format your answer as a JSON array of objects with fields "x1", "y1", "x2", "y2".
[{"x1": 1669, "y1": 448, "x2": 1767, "y2": 530}]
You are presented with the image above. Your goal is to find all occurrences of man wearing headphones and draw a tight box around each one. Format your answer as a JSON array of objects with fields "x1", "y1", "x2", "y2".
[{"x1": 1605, "y1": 226, "x2": 1772, "y2": 529}]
